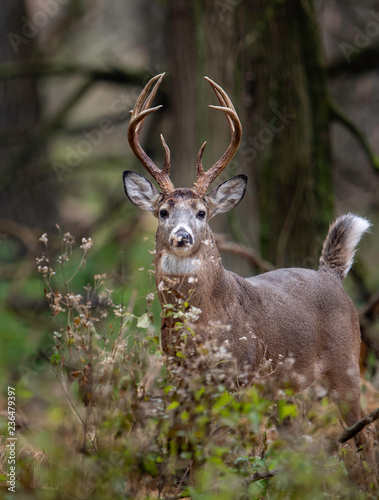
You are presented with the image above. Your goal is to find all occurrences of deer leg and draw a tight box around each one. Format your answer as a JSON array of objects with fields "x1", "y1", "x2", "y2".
[
  {"x1": 328, "y1": 370, "x2": 377, "y2": 486},
  {"x1": 268, "y1": 398, "x2": 298, "y2": 441},
  {"x1": 327, "y1": 370, "x2": 365, "y2": 446}
]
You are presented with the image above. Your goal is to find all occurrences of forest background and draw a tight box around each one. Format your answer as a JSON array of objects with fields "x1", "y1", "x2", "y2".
[{"x1": 1, "y1": 1, "x2": 379, "y2": 498}]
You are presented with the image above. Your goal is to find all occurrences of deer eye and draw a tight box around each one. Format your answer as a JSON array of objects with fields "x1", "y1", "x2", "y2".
[
  {"x1": 196, "y1": 210, "x2": 206, "y2": 220},
  {"x1": 159, "y1": 209, "x2": 169, "y2": 219}
]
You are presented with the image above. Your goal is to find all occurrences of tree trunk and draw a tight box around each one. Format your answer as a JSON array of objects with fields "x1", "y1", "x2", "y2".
[
  {"x1": 166, "y1": 0, "x2": 240, "y2": 190},
  {"x1": 160, "y1": 0, "x2": 333, "y2": 269},
  {"x1": 238, "y1": 0, "x2": 333, "y2": 267},
  {"x1": 166, "y1": 0, "x2": 198, "y2": 188},
  {"x1": 0, "y1": 0, "x2": 58, "y2": 232},
  {"x1": 165, "y1": 0, "x2": 257, "y2": 276}
]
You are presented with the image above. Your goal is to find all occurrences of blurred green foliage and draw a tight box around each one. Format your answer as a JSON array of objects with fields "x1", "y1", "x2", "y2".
[{"x1": 0, "y1": 238, "x2": 377, "y2": 499}]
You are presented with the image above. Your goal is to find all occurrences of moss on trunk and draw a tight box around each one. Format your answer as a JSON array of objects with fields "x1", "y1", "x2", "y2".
[{"x1": 238, "y1": 0, "x2": 333, "y2": 267}]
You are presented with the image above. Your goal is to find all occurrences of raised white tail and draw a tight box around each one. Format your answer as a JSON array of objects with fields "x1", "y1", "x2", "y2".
[{"x1": 319, "y1": 213, "x2": 371, "y2": 280}]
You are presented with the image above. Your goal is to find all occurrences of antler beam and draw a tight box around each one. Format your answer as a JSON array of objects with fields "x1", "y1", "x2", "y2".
[
  {"x1": 128, "y1": 74, "x2": 242, "y2": 196},
  {"x1": 194, "y1": 77, "x2": 242, "y2": 195},
  {"x1": 128, "y1": 73, "x2": 175, "y2": 194}
]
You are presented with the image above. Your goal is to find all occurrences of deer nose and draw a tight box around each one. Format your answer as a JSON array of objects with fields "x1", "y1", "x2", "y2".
[{"x1": 170, "y1": 227, "x2": 193, "y2": 247}]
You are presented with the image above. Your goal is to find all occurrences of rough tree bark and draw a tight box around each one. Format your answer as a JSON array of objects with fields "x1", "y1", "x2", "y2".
[
  {"x1": 238, "y1": 0, "x2": 334, "y2": 267},
  {"x1": 0, "y1": 0, "x2": 58, "y2": 233},
  {"x1": 165, "y1": 0, "x2": 198, "y2": 188},
  {"x1": 156, "y1": 0, "x2": 334, "y2": 269},
  {"x1": 165, "y1": 0, "x2": 258, "y2": 272}
]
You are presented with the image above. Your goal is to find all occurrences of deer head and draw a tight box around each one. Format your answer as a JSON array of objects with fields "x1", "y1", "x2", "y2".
[{"x1": 123, "y1": 73, "x2": 247, "y2": 259}]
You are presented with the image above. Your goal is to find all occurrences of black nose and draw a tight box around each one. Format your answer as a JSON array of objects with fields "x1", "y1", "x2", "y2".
[{"x1": 173, "y1": 228, "x2": 193, "y2": 247}]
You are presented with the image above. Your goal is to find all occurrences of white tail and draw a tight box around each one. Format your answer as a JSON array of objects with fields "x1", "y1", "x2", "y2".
[{"x1": 319, "y1": 213, "x2": 371, "y2": 279}]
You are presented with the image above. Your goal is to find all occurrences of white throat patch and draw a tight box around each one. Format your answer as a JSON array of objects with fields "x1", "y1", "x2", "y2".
[{"x1": 160, "y1": 253, "x2": 202, "y2": 276}]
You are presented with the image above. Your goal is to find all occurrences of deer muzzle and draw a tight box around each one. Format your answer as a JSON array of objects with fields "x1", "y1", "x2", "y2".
[{"x1": 170, "y1": 226, "x2": 194, "y2": 251}]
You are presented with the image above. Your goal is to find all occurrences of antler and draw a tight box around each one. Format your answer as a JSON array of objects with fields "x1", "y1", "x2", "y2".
[
  {"x1": 194, "y1": 77, "x2": 242, "y2": 195},
  {"x1": 128, "y1": 73, "x2": 175, "y2": 194}
]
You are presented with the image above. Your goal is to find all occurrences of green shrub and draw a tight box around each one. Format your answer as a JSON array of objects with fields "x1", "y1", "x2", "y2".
[{"x1": 1, "y1": 230, "x2": 377, "y2": 499}]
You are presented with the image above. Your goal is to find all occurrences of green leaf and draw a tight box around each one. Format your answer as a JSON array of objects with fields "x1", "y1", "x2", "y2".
[
  {"x1": 278, "y1": 400, "x2": 298, "y2": 421},
  {"x1": 213, "y1": 391, "x2": 231, "y2": 410},
  {"x1": 167, "y1": 401, "x2": 180, "y2": 410},
  {"x1": 195, "y1": 387, "x2": 205, "y2": 400},
  {"x1": 137, "y1": 313, "x2": 150, "y2": 329},
  {"x1": 50, "y1": 353, "x2": 61, "y2": 366}
]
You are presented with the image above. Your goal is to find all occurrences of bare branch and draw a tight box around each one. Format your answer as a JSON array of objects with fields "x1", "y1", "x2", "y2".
[
  {"x1": 0, "y1": 218, "x2": 40, "y2": 253},
  {"x1": 337, "y1": 407, "x2": 379, "y2": 444},
  {"x1": 329, "y1": 101, "x2": 379, "y2": 175},
  {"x1": 214, "y1": 235, "x2": 275, "y2": 273},
  {"x1": 359, "y1": 294, "x2": 379, "y2": 370},
  {"x1": 327, "y1": 42, "x2": 379, "y2": 78},
  {"x1": 360, "y1": 294, "x2": 379, "y2": 324},
  {"x1": 247, "y1": 469, "x2": 278, "y2": 484},
  {"x1": 2, "y1": 79, "x2": 94, "y2": 190},
  {"x1": 0, "y1": 61, "x2": 144, "y2": 85}
]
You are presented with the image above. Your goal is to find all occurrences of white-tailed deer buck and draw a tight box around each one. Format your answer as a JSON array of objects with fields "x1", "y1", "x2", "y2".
[{"x1": 123, "y1": 74, "x2": 372, "y2": 450}]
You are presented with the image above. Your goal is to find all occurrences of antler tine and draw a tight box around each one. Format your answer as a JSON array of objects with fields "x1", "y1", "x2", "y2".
[
  {"x1": 160, "y1": 134, "x2": 171, "y2": 174},
  {"x1": 128, "y1": 73, "x2": 175, "y2": 194},
  {"x1": 194, "y1": 77, "x2": 242, "y2": 195},
  {"x1": 131, "y1": 73, "x2": 163, "y2": 134}
]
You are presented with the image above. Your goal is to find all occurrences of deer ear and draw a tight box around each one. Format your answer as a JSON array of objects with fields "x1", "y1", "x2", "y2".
[
  {"x1": 206, "y1": 174, "x2": 247, "y2": 218},
  {"x1": 123, "y1": 171, "x2": 161, "y2": 213}
]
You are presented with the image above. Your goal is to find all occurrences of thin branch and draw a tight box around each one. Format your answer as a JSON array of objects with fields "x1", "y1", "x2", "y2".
[
  {"x1": 359, "y1": 294, "x2": 379, "y2": 367},
  {"x1": 360, "y1": 294, "x2": 379, "y2": 324},
  {"x1": 327, "y1": 42, "x2": 379, "y2": 78},
  {"x1": 0, "y1": 61, "x2": 144, "y2": 85},
  {"x1": 337, "y1": 407, "x2": 379, "y2": 444},
  {"x1": 1, "y1": 79, "x2": 94, "y2": 190},
  {"x1": 214, "y1": 235, "x2": 275, "y2": 273},
  {"x1": 0, "y1": 218, "x2": 40, "y2": 253},
  {"x1": 329, "y1": 101, "x2": 379, "y2": 175},
  {"x1": 247, "y1": 469, "x2": 278, "y2": 484},
  {"x1": 112, "y1": 290, "x2": 137, "y2": 360},
  {"x1": 51, "y1": 368, "x2": 86, "y2": 429}
]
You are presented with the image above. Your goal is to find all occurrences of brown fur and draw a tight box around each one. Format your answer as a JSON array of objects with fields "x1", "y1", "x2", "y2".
[
  {"x1": 154, "y1": 206, "x2": 370, "y2": 450},
  {"x1": 123, "y1": 173, "x2": 371, "y2": 456}
]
